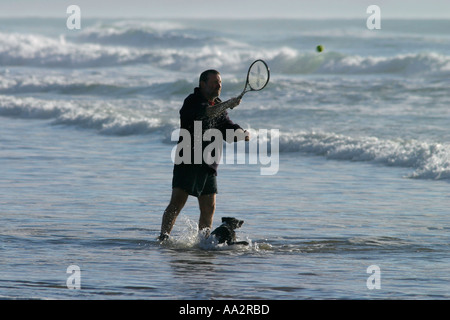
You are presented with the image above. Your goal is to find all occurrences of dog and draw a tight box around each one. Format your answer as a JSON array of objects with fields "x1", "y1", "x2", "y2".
[{"x1": 210, "y1": 217, "x2": 249, "y2": 245}]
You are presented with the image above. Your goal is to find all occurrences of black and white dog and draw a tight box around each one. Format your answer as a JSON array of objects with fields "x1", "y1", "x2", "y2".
[{"x1": 210, "y1": 217, "x2": 249, "y2": 246}]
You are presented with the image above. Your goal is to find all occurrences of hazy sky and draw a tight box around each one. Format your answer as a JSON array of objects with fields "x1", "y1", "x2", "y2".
[{"x1": 1, "y1": 0, "x2": 450, "y2": 19}]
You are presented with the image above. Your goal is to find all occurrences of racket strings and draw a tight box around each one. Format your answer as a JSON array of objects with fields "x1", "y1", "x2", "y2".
[{"x1": 248, "y1": 61, "x2": 269, "y2": 91}]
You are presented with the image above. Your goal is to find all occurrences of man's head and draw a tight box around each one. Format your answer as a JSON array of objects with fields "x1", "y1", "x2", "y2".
[{"x1": 199, "y1": 69, "x2": 221, "y2": 101}]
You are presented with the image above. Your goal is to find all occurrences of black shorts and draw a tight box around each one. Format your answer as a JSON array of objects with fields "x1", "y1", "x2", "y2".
[{"x1": 172, "y1": 164, "x2": 217, "y2": 197}]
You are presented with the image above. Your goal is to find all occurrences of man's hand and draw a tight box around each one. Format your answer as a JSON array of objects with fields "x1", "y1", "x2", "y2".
[
  {"x1": 229, "y1": 96, "x2": 242, "y2": 109},
  {"x1": 233, "y1": 129, "x2": 250, "y2": 142},
  {"x1": 244, "y1": 130, "x2": 250, "y2": 141}
]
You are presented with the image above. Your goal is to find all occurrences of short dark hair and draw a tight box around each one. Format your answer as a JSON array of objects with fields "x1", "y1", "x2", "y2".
[{"x1": 199, "y1": 69, "x2": 220, "y2": 86}]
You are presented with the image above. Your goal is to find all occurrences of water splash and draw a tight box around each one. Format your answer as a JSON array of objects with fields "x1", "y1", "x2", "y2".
[{"x1": 160, "y1": 215, "x2": 255, "y2": 251}]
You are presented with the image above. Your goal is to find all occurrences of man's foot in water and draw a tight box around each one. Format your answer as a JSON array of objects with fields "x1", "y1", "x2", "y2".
[{"x1": 158, "y1": 233, "x2": 170, "y2": 242}]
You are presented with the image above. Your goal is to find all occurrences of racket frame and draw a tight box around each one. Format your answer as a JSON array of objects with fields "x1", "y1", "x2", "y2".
[{"x1": 238, "y1": 59, "x2": 270, "y2": 98}]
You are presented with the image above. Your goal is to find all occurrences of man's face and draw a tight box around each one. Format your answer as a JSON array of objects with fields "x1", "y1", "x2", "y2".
[{"x1": 201, "y1": 74, "x2": 222, "y2": 101}]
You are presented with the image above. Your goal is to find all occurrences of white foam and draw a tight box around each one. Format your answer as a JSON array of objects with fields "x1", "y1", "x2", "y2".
[
  {"x1": 2, "y1": 29, "x2": 449, "y2": 77},
  {"x1": 74, "y1": 21, "x2": 202, "y2": 48},
  {"x1": 279, "y1": 131, "x2": 450, "y2": 180},
  {"x1": 0, "y1": 30, "x2": 251, "y2": 71},
  {"x1": 0, "y1": 95, "x2": 176, "y2": 136},
  {"x1": 0, "y1": 95, "x2": 66, "y2": 119},
  {"x1": 268, "y1": 49, "x2": 450, "y2": 76},
  {"x1": 160, "y1": 215, "x2": 255, "y2": 251},
  {"x1": 0, "y1": 32, "x2": 137, "y2": 68}
]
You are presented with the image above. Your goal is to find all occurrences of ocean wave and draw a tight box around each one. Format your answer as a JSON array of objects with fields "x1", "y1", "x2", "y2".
[
  {"x1": 1, "y1": 95, "x2": 448, "y2": 179},
  {"x1": 0, "y1": 72, "x2": 195, "y2": 98},
  {"x1": 0, "y1": 31, "x2": 253, "y2": 71},
  {"x1": 72, "y1": 20, "x2": 228, "y2": 48},
  {"x1": 0, "y1": 32, "x2": 140, "y2": 68},
  {"x1": 0, "y1": 95, "x2": 65, "y2": 119},
  {"x1": 269, "y1": 48, "x2": 450, "y2": 76},
  {"x1": 0, "y1": 95, "x2": 176, "y2": 135},
  {"x1": 278, "y1": 131, "x2": 450, "y2": 180},
  {"x1": 2, "y1": 30, "x2": 449, "y2": 77}
]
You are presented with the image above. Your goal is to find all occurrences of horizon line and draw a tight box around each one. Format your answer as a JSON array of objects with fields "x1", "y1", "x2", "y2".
[{"x1": 1, "y1": 15, "x2": 450, "y2": 20}]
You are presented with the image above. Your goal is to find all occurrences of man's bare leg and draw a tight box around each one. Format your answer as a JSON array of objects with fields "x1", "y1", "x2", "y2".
[
  {"x1": 198, "y1": 193, "x2": 216, "y2": 236},
  {"x1": 159, "y1": 188, "x2": 189, "y2": 240}
]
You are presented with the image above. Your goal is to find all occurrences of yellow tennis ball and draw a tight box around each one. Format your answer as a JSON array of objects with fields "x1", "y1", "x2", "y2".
[{"x1": 316, "y1": 45, "x2": 324, "y2": 53}]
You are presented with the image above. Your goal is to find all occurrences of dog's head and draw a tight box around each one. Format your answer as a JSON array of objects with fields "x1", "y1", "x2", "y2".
[{"x1": 221, "y1": 217, "x2": 244, "y2": 229}]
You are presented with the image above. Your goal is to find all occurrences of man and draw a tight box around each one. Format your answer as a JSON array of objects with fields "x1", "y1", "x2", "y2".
[{"x1": 159, "y1": 70, "x2": 249, "y2": 241}]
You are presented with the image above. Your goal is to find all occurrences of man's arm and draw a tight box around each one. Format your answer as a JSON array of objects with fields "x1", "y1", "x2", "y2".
[
  {"x1": 205, "y1": 97, "x2": 241, "y2": 118},
  {"x1": 210, "y1": 99, "x2": 250, "y2": 142}
]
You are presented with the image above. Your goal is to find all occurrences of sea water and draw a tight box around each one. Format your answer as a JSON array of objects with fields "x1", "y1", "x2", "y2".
[{"x1": 0, "y1": 18, "x2": 449, "y2": 299}]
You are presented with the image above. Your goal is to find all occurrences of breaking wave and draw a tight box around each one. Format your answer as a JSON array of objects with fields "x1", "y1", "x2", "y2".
[
  {"x1": 279, "y1": 131, "x2": 450, "y2": 180},
  {"x1": 270, "y1": 48, "x2": 450, "y2": 76},
  {"x1": 72, "y1": 20, "x2": 233, "y2": 48},
  {"x1": 1, "y1": 94, "x2": 448, "y2": 180},
  {"x1": 1, "y1": 19, "x2": 449, "y2": 181},
  {"x1": 1, "y1": 30, "x2": 449, "y2": 77},
  {"x1": 0, "y1": 73, "x2": 195, "y2": 98},
  {"x1": 0, "y1": 95, "x2": 176, "y2": 136}
]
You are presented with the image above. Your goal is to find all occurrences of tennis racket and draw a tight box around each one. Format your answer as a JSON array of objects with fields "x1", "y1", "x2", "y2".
[{"x1": 238, "y1": 59, "x2": 270, "y2": 99}]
